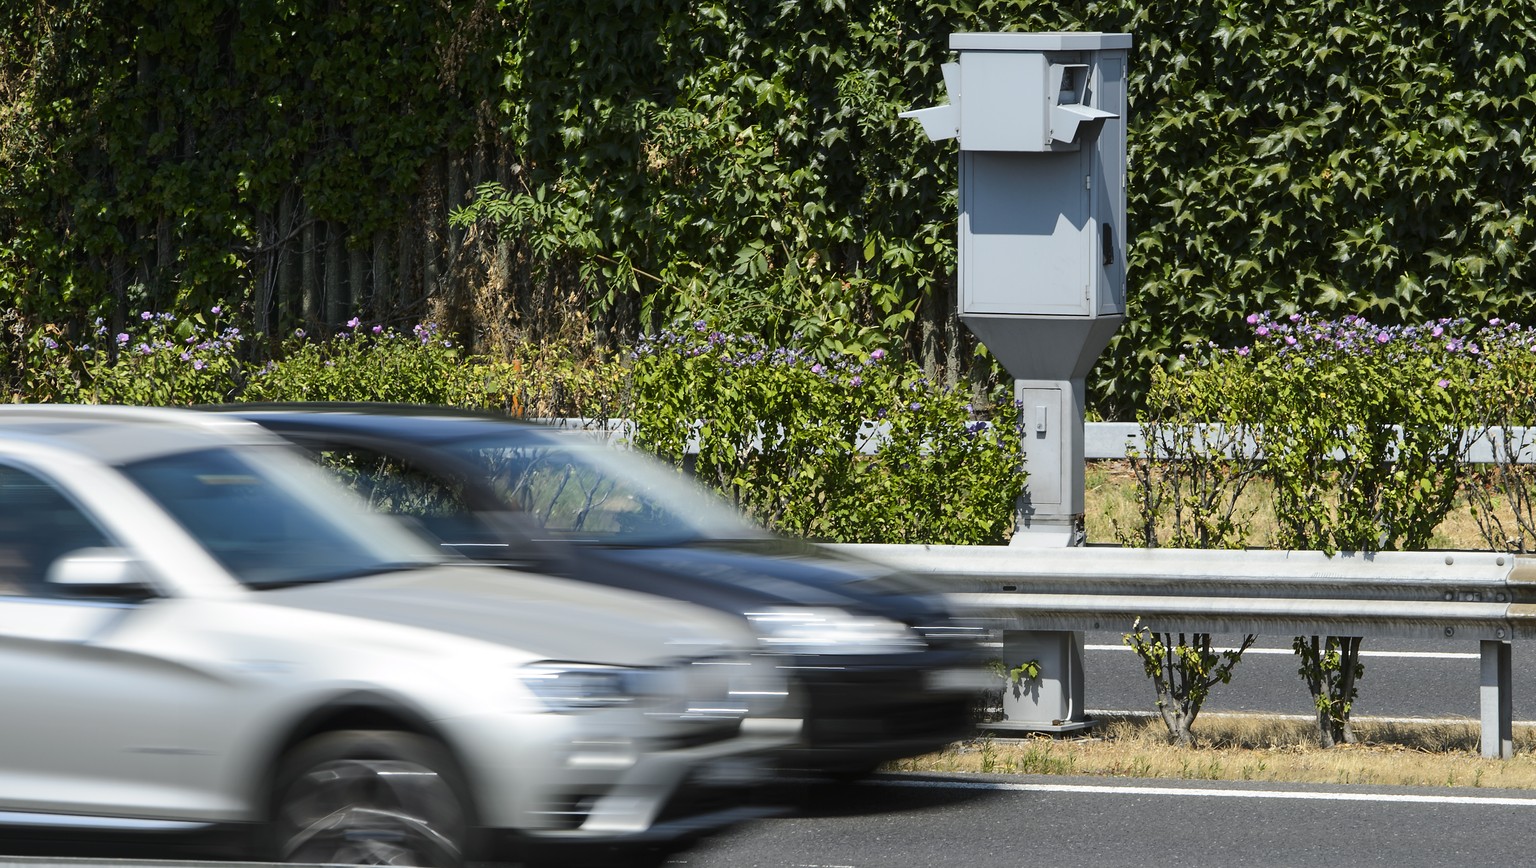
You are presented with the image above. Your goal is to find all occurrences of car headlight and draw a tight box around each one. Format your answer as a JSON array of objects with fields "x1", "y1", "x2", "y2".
[
  {"x1": 519, "y1": 662, "x2": 659, "y2": 713},
  {"x1": 747, "y1": 608, "x2": 927, "y2": 655}
]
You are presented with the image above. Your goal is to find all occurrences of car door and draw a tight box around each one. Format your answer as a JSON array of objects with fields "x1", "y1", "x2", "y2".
[{"x1": 0, "y1": 460, "x2": 249, "y2": 823}]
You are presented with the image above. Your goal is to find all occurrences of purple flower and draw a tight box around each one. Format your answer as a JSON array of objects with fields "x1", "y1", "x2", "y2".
[
  {"x1": 1376, "y1": 333, "x2": 1389, "y2": 344},
  {"x1": 140, "y1": 311, "x2": 152, "y2": 320},
  {"x1": 811, "y1": 364, "x2": 824, "y2": 374},
  {"x1": 346, "y1": 317, "x2": 361, "y2": 329},
  {"x1": 179, "y1": 352, "x2": 191, "y2": 362},
  {"x1": 849, "y1": 376, "x2": 863, "y2": 387},
  {"x1": 210, "y1": 306, "x2": 222, "y2": 316},
  {"x1": 870, "y1": 348, "x2": 886, "y2": 361},
  {"x1": 294, "y1": 328, "x2": 306, "y2": 338},
  {"x1": 1246, "y1": 313, "x2": 1259, "y2": 325},
  {"x1": 1237, "y1": 346, "x2": 1250, "y2": 356},
  {"x1": 372, "y1": 325, "x2": 383, "y2": 334},
  {"x1": 1437, "y1": 379, "x2": 1450, "y2": 388},
  {"x1": 115, "y1": 333, "x2": 130, "y2": 345},
  {"x1": 192, "y1": 359, "x2": 206, "y2": 371},
  {"x1": 42, "y1": 338, "x2": 57, "y2": 350},
  {"x1": 1284, "y1": 336, "x2": 1297, "y2": 346}
]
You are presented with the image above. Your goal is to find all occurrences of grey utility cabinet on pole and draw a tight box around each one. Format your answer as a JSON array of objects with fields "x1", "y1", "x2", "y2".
[
  {"x1": 905, "y1": 30, "x2": 1131, "y2": 544},
  {"x1": 903, "y1": 31, "x2": 1131, "y2": 732}
]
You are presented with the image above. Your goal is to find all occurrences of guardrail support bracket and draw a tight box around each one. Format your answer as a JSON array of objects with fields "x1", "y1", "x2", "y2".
[
  {"x1": 986, "y1": 629, "x2": 1095, "y2": 734},
  {"x1": 1480, "y1": 639, "x2": 1513, "y2": 759}
]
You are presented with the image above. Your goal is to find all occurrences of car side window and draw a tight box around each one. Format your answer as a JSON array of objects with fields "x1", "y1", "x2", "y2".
[
  {"x1": 481, "y1": 447, "x2": 665, "y2": 537},
  {"x1": 311, "y1": 446, "x2": 498, "y2": 545},
  {"x1": 0, "y1": 464, "x2": 113, "y2": 597}
]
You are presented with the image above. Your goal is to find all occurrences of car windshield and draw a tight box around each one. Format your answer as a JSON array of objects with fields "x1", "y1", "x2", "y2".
[
  {"x1": 121, "y1": 445, "x2": 441, "y2": 587},
  {"x1": 446, "y1": 435, "x2": 763, "y2": 545}
]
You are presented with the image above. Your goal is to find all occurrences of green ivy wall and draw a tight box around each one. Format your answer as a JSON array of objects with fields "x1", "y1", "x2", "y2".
[{"x1": 3, "y1": 1, "x2": 1533, "y2": 415}]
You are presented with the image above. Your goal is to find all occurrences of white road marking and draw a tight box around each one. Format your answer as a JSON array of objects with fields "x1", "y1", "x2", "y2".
[
  {"x1": 1083, "y1": 710, "x2": 1536, "y2": 727},
  {"x1": 873, "y1": 777, "x2": 1536, "y2": 806},
  {"x1": 1085, "y1": 644, "x2": 1479, "y2": 660}
]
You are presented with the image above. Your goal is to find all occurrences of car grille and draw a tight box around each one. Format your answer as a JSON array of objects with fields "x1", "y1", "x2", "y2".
[{"x1": 800, "y1": 695, "x2": 972, "y2": 746}]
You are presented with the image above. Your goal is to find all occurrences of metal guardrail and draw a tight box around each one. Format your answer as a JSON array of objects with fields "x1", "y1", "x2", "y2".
[
  {"x1": 546, "y1": 418, "x2": 1536, "y2": 463},
  {"x1": 832, "y1": 545, "x2": 1534, "y2": 640},
  {"x1": 829, "y1": 543, "x2": 1531, "y2": 758}
]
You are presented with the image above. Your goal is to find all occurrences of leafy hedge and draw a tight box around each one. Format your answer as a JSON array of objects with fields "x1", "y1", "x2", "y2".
[
  {"x1": 16, "y1": 307, "x2": 1021, "y2": 545},
  {"x1": 628, "y1": 325, "x2": 1022, "y2": 543}
]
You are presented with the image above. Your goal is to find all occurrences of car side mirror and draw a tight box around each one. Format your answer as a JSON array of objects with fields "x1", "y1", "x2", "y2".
[{"x1": 46, "y1": 547, "x2": 154, "y2": 598}]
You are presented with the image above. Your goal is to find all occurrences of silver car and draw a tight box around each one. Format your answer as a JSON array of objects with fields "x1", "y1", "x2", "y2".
[{"x1": 0, "y1": 406, "x2": 792, "y2": 866}]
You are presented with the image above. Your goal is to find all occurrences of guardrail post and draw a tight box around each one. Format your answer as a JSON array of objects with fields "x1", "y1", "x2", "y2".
[
  {"x1": 1480, "y1": 639, "x2": 1513, "y2": 759},
  {"x1": 988, "y1": 628, "x2": 1093, "y2": 733}
]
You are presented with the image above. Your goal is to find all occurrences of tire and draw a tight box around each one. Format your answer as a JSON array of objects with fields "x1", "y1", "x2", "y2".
[{"x1": 269, "y1": 730, "x2": 473, "y2": 867}]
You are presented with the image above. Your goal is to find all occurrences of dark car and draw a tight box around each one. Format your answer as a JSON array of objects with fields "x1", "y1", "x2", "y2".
[{"x1": 215, "y1": 404, "x2": 990, "y2": 777}]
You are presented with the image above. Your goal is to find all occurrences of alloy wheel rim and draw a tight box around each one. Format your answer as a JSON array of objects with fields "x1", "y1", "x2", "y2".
[{"x1": 277, "y1": 757, "x2": 465, "y2": 866}]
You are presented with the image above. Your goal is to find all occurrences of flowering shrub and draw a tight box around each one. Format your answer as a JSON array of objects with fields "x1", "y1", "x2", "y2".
[
  {"x1": 13, "y1": 311, "x2": 1022, "y2": 545},
  {"x1": 1457, "y1": 321, "x2": 1536, "y2": 553},
  {"x1": 20, "y1": 307, "x2": 246, "y2": 405},
  {"x1": 1131, "y1": 311, "x2": 1487, "y2": 747},
  {"x1": 244, "y1": 319, "x2": 503, "y2": 406},
  {"x1": 1241, "y1": 312, "x2": 1480, "y2": 555},
  {"x1": 627, "y1": 323, "x2": 1023, "y2": 544}
]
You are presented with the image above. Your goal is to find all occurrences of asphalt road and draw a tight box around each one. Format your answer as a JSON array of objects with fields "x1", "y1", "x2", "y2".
[
  {"x1": 673, "y1": 772, "x2": 1536, "y2": 867},
  {"x1": 1077, "y1": 631, "x2": 1536, "y2": 721}
]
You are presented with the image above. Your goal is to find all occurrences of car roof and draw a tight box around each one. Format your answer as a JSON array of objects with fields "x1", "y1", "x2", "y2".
[
  {"x1": 209, "y1": 403, "x2": 573, "y2": 446},
  {"x1": 0, "y1": 404, "x2": 278, "y2": 464}
]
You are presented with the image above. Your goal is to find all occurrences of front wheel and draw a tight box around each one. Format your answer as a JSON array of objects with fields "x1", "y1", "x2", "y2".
[{"x1": 270, "y1": 730, "x2": 472, "y2": 867}]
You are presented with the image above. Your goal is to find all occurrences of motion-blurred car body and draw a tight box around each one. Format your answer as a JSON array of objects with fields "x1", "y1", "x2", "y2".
[
  {"x1": 223, "y1": 405, "x2": 991, "y2": 776},
  {"x1": 0, "y1": 405, "x2": 789, "y2": 867}
]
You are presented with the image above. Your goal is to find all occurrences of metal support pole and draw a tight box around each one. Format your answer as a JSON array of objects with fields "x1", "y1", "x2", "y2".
[
  {"x1": 1479, "y1": 639, "x2": 1513, "y2": 759},
  {"x1": 1001, "y1": 386, "x2": 1092, "y2": 732},
  {"x1": 1010, "y1": 378, "x2": 1086, "y2": 547}
]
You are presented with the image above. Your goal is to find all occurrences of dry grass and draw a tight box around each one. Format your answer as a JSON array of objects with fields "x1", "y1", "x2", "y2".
[
  {"x1": 893, "y1": 715, "x2": 1536, "y2": 788},
  {"x1": 1084, "y1": 460, "x2": 1494, "y2": 550}
]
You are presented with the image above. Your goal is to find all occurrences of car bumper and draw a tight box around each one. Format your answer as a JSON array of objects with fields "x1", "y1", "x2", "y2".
[
  {"x1": 443, "y1": 712, "x2": 792, "y2": 863},
  {"x1": 773, "y1": 649, "x2": 990, "y2": 770}
]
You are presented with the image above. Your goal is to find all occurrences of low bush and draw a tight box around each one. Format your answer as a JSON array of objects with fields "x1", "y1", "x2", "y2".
[
  {"x1": 14, "y1": 309, "x2": 1022, "y2": 546},
  {"x1": 627, "y1": 323, "x2": 1023, "y2": 544}
]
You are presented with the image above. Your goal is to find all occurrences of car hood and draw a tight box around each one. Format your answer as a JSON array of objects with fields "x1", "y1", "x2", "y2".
[
  {"x1": 580, "y1": 540, "x2": 954, "y2": 627},
  {"x1": 258, "y1": 564, "x2": 753, "y2": 666}
]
